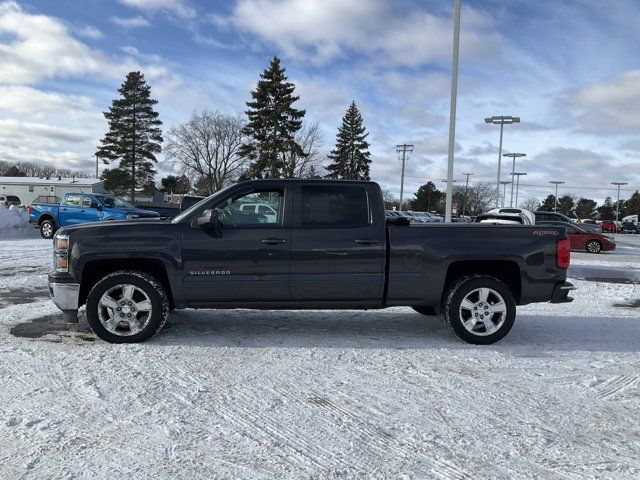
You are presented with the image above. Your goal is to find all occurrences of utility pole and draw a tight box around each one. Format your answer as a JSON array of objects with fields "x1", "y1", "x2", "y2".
[
  {"x1": 485, "y1": 115, "x2": 520, "y2": 207},
  {"x1": 502, "y1": 152, "x2": 526, "y2": 207},
  {"x1": 612, "y1": 182, "x2": 628, "y2": 222},
  {"x1": 396, "y1": 144, "x2": 414, "y2": 211},
  {"x1": 511, "y1": 172, "x2": 527, "y2": 208},
  {"x1": 462, "y1": 172, "x2": 473, "y2": 217},
  {"x1": 95, "y1": 154, "x2": 99, "y2": 178},
  {"x1": 549, "y1": 181, "x2": 565, "y2": 212},
  {"x1": 500, "y1": 181, "x2": 511, "y2": 208}
]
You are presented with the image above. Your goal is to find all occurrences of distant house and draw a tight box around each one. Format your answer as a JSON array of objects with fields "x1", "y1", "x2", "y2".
[{"x1": 0, "y1": 176, "x2": 104, "y2": 205}]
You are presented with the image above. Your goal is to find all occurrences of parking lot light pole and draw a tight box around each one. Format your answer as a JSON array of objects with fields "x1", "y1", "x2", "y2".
[
  {"x1": 462, "y1": 172, "x2": 473, "y2": 217},
  {"x1": 500, "y1": 181, "x2": 511, "y2": 208},
  {"x1": 445, "y1": 0, "x2": 462, "y2": 223},
  {"x1": 484, "y1": 115, "x2": 520, "y2": 207},
  {"x1": 612, "y1": 182, "x2": 628, "y2": 222},
  {"x1": 512, "y1": 172, "x2": 527, "y2": 208},
  {"x1": 503, "y1": 152, "x2": 526, "y2": 207},
  {"x1": 549, "y1": 181, "x2": 565, "y2": 212}
]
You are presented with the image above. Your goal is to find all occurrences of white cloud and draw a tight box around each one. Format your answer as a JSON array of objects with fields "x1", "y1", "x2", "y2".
[
  {"x1": 118, "y1": 0, "x2": 196, "y2": 19},
  {"x1": 77, "y1": 25, "x2": 103, "y2": 39},
  {"x1": 569, "y1": 69, "x2": 640, "y2": 132},
  {"x1": 0, "y1": 119, "x2": 92, "y2": 146},
  {"x1": 223, "y1": 0, "x2": 500, "y2": 66},
  {"x1": 110, "y1": 15, "x2": 151, "y2": 28},
  {"x1": 0, "y1": 1, "x2": 116, "y2": 83}
]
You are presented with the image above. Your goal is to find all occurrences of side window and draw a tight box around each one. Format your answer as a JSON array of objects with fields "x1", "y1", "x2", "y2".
[
  {"x1": 301, "y1": 186, "x2": 369, "y2": 227},
  {"x1": 65, "y1": 195, "x2": 82, "y2": 206},
  {"x1": 82, "y1": 196, "x2": 92, "y2": 208},
  {"x1": 214, "y1": 189, "x2": 284, "y2": 227}
]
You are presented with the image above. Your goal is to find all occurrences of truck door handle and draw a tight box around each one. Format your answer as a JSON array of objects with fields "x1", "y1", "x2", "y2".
[
  {"x1": 261, "y1": 238, "x2": 287, "y2": 245},
  {"x1": 61, "y1": 208, "x2": 67, "y2": 211},
  {"x1": 354, "y1": 239, "x2": 380, "y2": 245}
]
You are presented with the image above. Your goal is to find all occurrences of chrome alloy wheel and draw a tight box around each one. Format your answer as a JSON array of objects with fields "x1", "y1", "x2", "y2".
[
  {"x1": 42, "y1": 222, "x2": 53, "y2": 238},
  {"x1": 458, "y1": 287, "x2": 507, "y2": 336},
  {"x1": 97, "y1": 284, "x2": 153, "y2": 336}
]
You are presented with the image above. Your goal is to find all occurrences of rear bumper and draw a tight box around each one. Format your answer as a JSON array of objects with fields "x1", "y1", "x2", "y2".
[{"x1": 550, "y1": 281, "x2": 575, "y2": 303}]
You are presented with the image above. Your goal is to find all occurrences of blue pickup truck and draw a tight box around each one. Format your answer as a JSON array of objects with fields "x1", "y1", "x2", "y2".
[{"x1": 29, "y1": 193, "x2": 159, "y2": 239}]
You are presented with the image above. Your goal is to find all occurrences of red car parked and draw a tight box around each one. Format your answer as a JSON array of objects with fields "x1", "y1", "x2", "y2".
[
  {"x1": 600, "y1": 220, "x2": 617, "y2": 233},
  {"x1": 539, "y1": 222, "x2": 616, "y2": 253}
]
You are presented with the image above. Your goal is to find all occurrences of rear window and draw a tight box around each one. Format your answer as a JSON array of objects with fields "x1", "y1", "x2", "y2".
[
  {"x1": 7, "y1": 196, "x2": 19, "y2": 201},
  {"x1": 301, "y1": 186, "x2": 369, "y2": 227},
  {"x1": 65, "y1": 195, "x2": 82, "y2": 206}
]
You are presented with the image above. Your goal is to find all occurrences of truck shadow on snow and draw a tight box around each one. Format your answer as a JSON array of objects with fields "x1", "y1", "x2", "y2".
[{"x1": 11, "y1": 309, "x2": 640, "y2": 353}]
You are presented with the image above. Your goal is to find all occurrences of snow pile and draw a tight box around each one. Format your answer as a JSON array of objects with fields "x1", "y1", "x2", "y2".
[{"x1": 0, "y1": 206, "x2": 34, "y2": 236}]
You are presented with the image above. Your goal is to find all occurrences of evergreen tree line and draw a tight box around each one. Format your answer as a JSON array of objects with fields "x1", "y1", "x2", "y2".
[
  {"x1": 534, "y1": 192, "x2": 640, "y2": 220},
  {"x1": 94, "y1": 57, "x2": 372, "y2": 200},
  {"x1": 394, "y1": 181, "x2": 640, "y2": 219}
]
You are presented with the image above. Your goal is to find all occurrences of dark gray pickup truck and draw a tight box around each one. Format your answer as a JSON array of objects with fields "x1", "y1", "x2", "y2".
[{"x1": 48, "y1": 179, "x2": 574, "y2": 344}]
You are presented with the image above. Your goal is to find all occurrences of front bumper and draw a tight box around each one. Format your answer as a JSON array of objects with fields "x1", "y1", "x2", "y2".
[
  {"x1": 550, "y1": 281, "x2": 575, "y2": 303},
  {"x1": 49, "y1": 282, "x2": 80, "y2": 312}
]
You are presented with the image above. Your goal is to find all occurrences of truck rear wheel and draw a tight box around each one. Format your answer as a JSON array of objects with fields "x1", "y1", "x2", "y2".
[
  {"x1": 441, "y1": 275, "x2": 516, "y2": 345},
  {"x1": 40, "y1": 219, "x2": 56, "y2": 239},
  {"x1": 86, "y1": 270, "x2": 169, "y2": 343}
]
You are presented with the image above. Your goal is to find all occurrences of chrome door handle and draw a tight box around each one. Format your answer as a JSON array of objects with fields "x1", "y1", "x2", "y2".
[
  {"x1": 261, "y1": 238, "x2": 287, "y2": 245},
  {"x1": 354, "y1": 239, "x2": 380, "y2": 245}
]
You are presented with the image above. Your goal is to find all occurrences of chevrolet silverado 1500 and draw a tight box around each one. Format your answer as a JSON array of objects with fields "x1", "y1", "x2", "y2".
[{"x1": 48, "y1": 179, "x2": 574, "y2": 344}]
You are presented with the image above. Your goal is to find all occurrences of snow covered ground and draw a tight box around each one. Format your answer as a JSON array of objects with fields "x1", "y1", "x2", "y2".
[{"x1": 0, "y1": 236, "x2": 639, "y2": 479}]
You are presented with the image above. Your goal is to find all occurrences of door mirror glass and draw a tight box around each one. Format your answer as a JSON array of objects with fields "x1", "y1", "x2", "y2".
[{"x1": 197, "y1": 209, "x2": 223, "y2": 236}]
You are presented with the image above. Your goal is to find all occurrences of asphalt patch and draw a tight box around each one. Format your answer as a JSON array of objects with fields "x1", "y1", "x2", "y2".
[
  {"x1": 613, "y1": 299, "x2": 640, "y2": 309},
  {"x1": 0, "y1": 287, "x2": 49, "y2": 308},
  {"x1": 584, "y1": 277, "x2": 638, "y2": 285},
  {"x1": 9, "y1": 312, "x2": 95, "y2": 341}
]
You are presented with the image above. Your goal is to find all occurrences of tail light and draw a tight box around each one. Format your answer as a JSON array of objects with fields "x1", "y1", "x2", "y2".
[
  {"x1": 27, "y1": 205, "x2": 32, "y2": 215},
  {"x1": 557, "y1": 238, "x2": 571, "y2": 268}
]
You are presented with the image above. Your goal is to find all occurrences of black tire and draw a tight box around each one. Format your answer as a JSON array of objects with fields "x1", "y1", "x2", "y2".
[
  {"x1": 40, "y1": 219, "x2": 56, "y2": 239},
  {"x1": 585, "y1": 240, "x2": 602, "y2": 254},
  {"x1": 86, "y1": 270, "x2": 169, "y2": 343},
  {"x1": 441, "y1": 275, "x2": 516, "y2": 345},
  {"x1": 412, "y1": 306, "x2": 436, "y2": 316}
]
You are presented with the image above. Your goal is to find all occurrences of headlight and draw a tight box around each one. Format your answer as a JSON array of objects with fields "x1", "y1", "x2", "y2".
[
  {"x1": 54, "y1": 234, "x2": 69, "y2": 251},
  {"x1": 53, "y1": 234, "x2": 70, "y2": 272}
]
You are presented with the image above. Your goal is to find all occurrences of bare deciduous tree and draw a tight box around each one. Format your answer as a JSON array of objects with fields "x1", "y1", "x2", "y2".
[
  {"x1": 519, "y1": 197, "x2": 541, "y2": 212},
  {"x1": 457, "y1": 183, "x2": 498, "y2": 215},
  {"x1": 165, "y1": 110, "x2": 247, "y2": 195},
  {"x1": 282, "y1": 121, "x2": 325, "y2": 178}
]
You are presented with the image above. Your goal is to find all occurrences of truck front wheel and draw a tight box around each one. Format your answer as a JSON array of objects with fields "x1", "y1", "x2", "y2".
[
  {"x1": 441, "y1": 275, "x2": 516, "y2": 345},
  {"x1": 40, "y1": 219, "x2": 56, "y2": 239},
  {"x1": 86, "y1": 270, "x2": 169, "y2": 343}
]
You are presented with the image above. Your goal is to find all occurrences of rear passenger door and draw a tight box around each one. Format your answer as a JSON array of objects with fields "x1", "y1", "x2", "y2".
[
  {"x1": 290, "y1": 185, "x2": 385, "y2": 301},
  {"x1": 80, "y1": 196, "x2": 103, "y2": 223},
  {"x1": 58, "y1": 195, "x2": 84, "y2": 225}
]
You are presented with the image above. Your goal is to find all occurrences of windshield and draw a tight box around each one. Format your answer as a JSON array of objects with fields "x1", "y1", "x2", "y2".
[
  {"x1": 170, "y1": 184, "x2": 235, "y2": 223},
  {"x1": 96, "y1": 195, "x2": 134, "y2": 209}
]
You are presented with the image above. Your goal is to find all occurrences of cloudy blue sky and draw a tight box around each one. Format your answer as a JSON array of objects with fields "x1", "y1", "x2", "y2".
[{"x1": 0, "y1": 0, "x2": 639, "y2": 203}]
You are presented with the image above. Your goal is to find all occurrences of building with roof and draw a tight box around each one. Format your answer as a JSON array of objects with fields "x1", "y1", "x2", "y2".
[{"x1": 0, "y1": 176, "x2": 104, "y2": 205}]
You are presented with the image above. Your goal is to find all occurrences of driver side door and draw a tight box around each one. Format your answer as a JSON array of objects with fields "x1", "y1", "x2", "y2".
[{"x1": 181, "y1": 186, "x2": 291, "y2": 303}]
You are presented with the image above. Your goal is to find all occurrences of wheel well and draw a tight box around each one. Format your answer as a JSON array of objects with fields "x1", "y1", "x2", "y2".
[
  {"x1": 79, "y1": 259, "x2": 174, "y2": 308},
  {"x1": 444, "y1": 260, "x2": 521, "y2": 302},
  {"x1": 38, "y1": 214, "x2": 55, "y2": 225}
]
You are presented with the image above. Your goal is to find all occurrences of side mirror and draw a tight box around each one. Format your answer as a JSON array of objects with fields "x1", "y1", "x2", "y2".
[{"x1": 197, "y1": 209, "x2": 223, "y2": 237}]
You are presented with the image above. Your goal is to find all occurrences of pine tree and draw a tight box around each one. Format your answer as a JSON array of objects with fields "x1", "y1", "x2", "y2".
[
  {"x1": 325, "y1": 101, "x2": 371, "y2": 180},
  {"x1": 538, "y1": 195, "x2": 557, "y2": 212},
  {"x1": 626, "y1": 191, "x2": 640, "y2": 216},
  {"x1": 410, "y1": 182, "x2": 443, "y2": 212},
  {"x1": 238, "y1": 56, "x2": 306, "y2": 178},
  {"x1": 96, "y1": 71, "x2": 163, "y2": 201}
]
